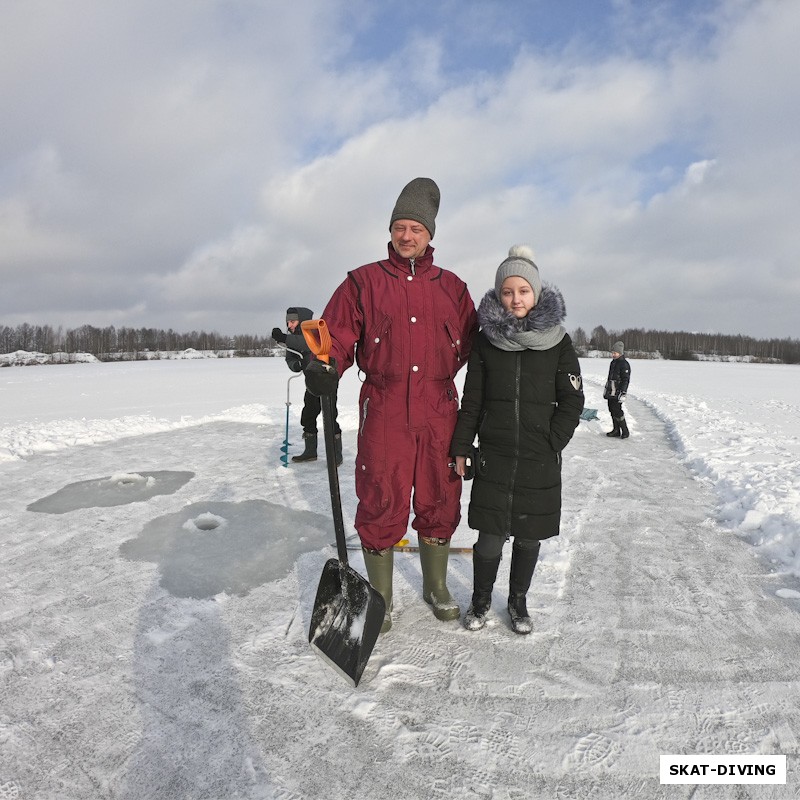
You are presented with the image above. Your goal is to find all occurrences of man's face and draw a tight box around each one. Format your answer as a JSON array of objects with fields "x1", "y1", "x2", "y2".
[
  {"x1": 611, "y1": 351, "x2": 620, "y2": 359},
  {"x1": 391, "y1": 219, "x2": 431, "y2": 260},
  {"x1": 287, "y1": 320, "x2": 299, "y2": 332}
]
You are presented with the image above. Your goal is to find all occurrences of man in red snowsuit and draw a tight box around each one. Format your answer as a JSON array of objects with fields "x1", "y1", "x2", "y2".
[{"x1": 306, "y1": 177, "x2": 477, "y2": 632}]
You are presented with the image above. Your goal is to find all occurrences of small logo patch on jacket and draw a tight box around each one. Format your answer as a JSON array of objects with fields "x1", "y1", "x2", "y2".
[{"x1": 569, "y1": 374, "x2": 582, "y2": 391}]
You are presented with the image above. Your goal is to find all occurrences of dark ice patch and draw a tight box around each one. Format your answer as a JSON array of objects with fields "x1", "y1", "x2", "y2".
[
  {"x1": 119, "y1": 500, "x2": 332, "y2": 598},
  {"x1": 27, "y1": 471, "x2": 195, "y2": 514}
]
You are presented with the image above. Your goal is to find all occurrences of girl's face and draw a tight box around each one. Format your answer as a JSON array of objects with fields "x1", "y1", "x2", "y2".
[{"x1": 500, "y1": 276, "x2": 535, "y2": 318}]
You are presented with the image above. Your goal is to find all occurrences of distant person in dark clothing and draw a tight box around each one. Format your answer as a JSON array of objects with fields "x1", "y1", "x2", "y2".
[
  {"x1": 272, "y1": 307, "x2": 342, "y2": 465},
  {"x1": 604, "y1": 341, "x2": 631, "y2": 439}
]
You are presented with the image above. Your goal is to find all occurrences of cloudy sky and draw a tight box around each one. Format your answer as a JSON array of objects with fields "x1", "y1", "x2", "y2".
[{"x1": 2, "y1": 0, "x2": 798, "y2": 341}]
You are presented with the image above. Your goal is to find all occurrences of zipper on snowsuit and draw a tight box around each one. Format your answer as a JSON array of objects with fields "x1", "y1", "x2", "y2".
[
  {"x1": 409, "y1": 257, "x2": 416, "y2": 276},
  {"x1": 359, "y1": 396, "x2": 370, "y2": 436}
]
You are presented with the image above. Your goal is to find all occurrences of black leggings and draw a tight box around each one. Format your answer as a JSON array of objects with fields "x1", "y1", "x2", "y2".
[{"x1": 474, "y1": 532, "x2": 540, "y2": 560}]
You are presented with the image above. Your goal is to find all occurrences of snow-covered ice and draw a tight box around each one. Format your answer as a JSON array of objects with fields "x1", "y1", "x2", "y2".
[{"x1": 2, "y1": 356, "x2": 800, "y2": 798}]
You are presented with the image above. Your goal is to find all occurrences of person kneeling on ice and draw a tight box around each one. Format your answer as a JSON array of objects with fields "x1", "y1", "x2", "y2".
[
  {"x1": 604, "y1": 341, "x2": 631, "y2": 440},
  {"x1": 449, "y1": 246, "x2": 584, "y2": 634},
  {"x1": 303, "y1": 177, "x2": 477, "y2": 634}
]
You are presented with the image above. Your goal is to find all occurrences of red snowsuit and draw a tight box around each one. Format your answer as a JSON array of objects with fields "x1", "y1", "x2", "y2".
[{"x1": 322, "y1": 244, "x2": 477, "y2": 551}]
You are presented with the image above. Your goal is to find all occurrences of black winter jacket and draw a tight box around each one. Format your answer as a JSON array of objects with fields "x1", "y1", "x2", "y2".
[
  {"x1": 450, "y1": 287, "x2": 584, "y2": 541},
  {"x1": 603, "y1": 356, "x2": 631, "y2": 399},
  {"x1": 283, "y1": 307, "x2": 314, "y2": 373}
]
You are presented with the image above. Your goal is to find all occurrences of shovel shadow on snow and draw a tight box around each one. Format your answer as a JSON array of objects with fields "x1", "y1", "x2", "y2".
[
  {"x1": 117, "y1": 586, "x2": 273, "y2": 799},
  {"x1": 116, "y1": 500, "x2": 334, "y2": 797}
]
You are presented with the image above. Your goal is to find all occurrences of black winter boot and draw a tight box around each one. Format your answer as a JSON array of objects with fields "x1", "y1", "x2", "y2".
[
  {"x1": 618, "y1": 416, "x2": 630, "y2": 439},
  {"x1": 606, "y1": 419, "x2": 621, "y2": 437},
  {"x1": 507, "y1": 543, "x2": 540, "y2": 635},
  {"x1": 333, "y1": 433, "x2": 343, "y2": 467},
  {"x1": 291, "y1": 432, "x2": 317, "y2": 462},
  {"x1": 464, "y1": 550, "x2": 502, "y2": 631}
]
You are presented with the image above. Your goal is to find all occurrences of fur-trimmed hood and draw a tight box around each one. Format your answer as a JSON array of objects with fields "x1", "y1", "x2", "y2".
[{"x1": 477, "y1": 283, "x2": 567, "y2": 351}]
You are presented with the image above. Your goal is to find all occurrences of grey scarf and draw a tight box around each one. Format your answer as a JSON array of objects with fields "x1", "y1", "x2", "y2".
[{"x1": 478, "y1": 283, "x2": 567, "y2": 352}]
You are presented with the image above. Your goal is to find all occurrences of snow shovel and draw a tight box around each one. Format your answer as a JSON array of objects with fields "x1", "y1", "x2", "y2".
[{"x1": 301, "y1": 319, "x2": 385, "y2": 687}]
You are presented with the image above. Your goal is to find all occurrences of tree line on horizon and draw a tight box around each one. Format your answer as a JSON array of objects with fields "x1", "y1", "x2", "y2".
[
  {"x1": 0, "y1": 323, "x2": 271, "y2": 358},
  {"x1": 2, "y1": 321, "x2": 799, "y2": 363},
  {"x1": 574, "y1": 325, "x2": 800, "y2": 363}
]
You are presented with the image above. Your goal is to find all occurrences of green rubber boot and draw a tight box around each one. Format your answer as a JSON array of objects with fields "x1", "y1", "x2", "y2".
[
  {"x1": 419, "y1": 537, "x2": 461, "y2": 621},
  {"x1": 361, "y1": 547, "x2": 393, "y2": 633}
]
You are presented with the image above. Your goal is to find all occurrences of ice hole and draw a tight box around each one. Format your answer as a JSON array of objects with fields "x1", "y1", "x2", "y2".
[
  {"x1": 28, "y1": 470, "x2": 194, "y2": 514},
  {"x1": 120, "y1": 500, "x2": 333, "y2": 598},
  {"x1": 183, "y1": 512, "x2": 228, "y2": 532},
  {"x1": 108, "y1": 472, "x2": 155, "y2": 488}
]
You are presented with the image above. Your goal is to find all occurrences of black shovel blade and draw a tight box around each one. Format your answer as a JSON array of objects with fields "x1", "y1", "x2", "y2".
[{"x1": 308, "y1": 558, "x2": 386, "y2": 687}]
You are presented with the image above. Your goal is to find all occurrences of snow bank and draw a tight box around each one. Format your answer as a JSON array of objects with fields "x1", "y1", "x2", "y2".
[{"x1": 0, "y1": 349, "x2": 99, "y2": 366}]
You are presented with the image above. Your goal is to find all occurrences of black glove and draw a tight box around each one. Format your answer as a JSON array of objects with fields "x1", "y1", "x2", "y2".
[
  {"x1": 462, "y1": 453, "x2": 475, "y2": 481},
  {"x1": 463, "y1": 445, "x2": 482, "y2": 480},
  {"x1": 271, "y1": 327, "x2": 287, "y2": 343},
  {"x1": 304, "y1": 357, "x2": 339, "y2": 396}
]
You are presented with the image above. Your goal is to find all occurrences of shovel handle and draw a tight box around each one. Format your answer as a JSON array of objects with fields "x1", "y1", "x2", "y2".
[
  {"x1": 301, "y1": 319, "x2": 332, "y2": 365},
  {"x1": 300, "y1": 318, "x2": 348, "y2": 564}
]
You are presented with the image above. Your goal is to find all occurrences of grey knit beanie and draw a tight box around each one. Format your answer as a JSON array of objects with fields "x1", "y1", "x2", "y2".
[
  {"x1": 612, "y1": 341, "x2": 625, "y2": 354},
  {"x1": 494, "y1": 245, "x2": 542, "y2": 302},
  {"x1": 389, "y1": 177, "x2": 440, "y2": 239}
]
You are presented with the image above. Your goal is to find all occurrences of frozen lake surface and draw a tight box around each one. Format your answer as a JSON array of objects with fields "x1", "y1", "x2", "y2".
[{"x1": 2, "y1": 356, "x2": 800, "y2": 798}]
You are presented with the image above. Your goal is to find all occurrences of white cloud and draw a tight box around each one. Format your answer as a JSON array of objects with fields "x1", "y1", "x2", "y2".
[
  {"x1": 684, "y1": 160, "x2": 717, "y2": 187},
  {"x1": 1, "y1": 0, "x2": 798, "y2": 339}
]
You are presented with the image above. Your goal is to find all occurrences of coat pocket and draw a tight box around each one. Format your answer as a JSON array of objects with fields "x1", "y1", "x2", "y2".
[
  {"x1": 361, "y1": 313, "x2": 400, "y2": 377},
  {"x1": 365, "y1": 313, "x2": 392, "y2": 349},
  {"x1": 432, "y1": 319, "x2": 463, "y2": 378},
  {"x1": 443, "y1": 320, "x2": 463, "y2": 361}
]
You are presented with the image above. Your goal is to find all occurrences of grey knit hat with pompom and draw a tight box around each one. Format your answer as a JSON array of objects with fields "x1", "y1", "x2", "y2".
[{"x1": 494, "y1": 244, "x2": 542, "y2": 302}]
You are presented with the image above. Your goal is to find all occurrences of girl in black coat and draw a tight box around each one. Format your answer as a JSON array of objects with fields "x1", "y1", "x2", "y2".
[{"x1": 450, "y1": 246, "x2": 584, "y2": 633}]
